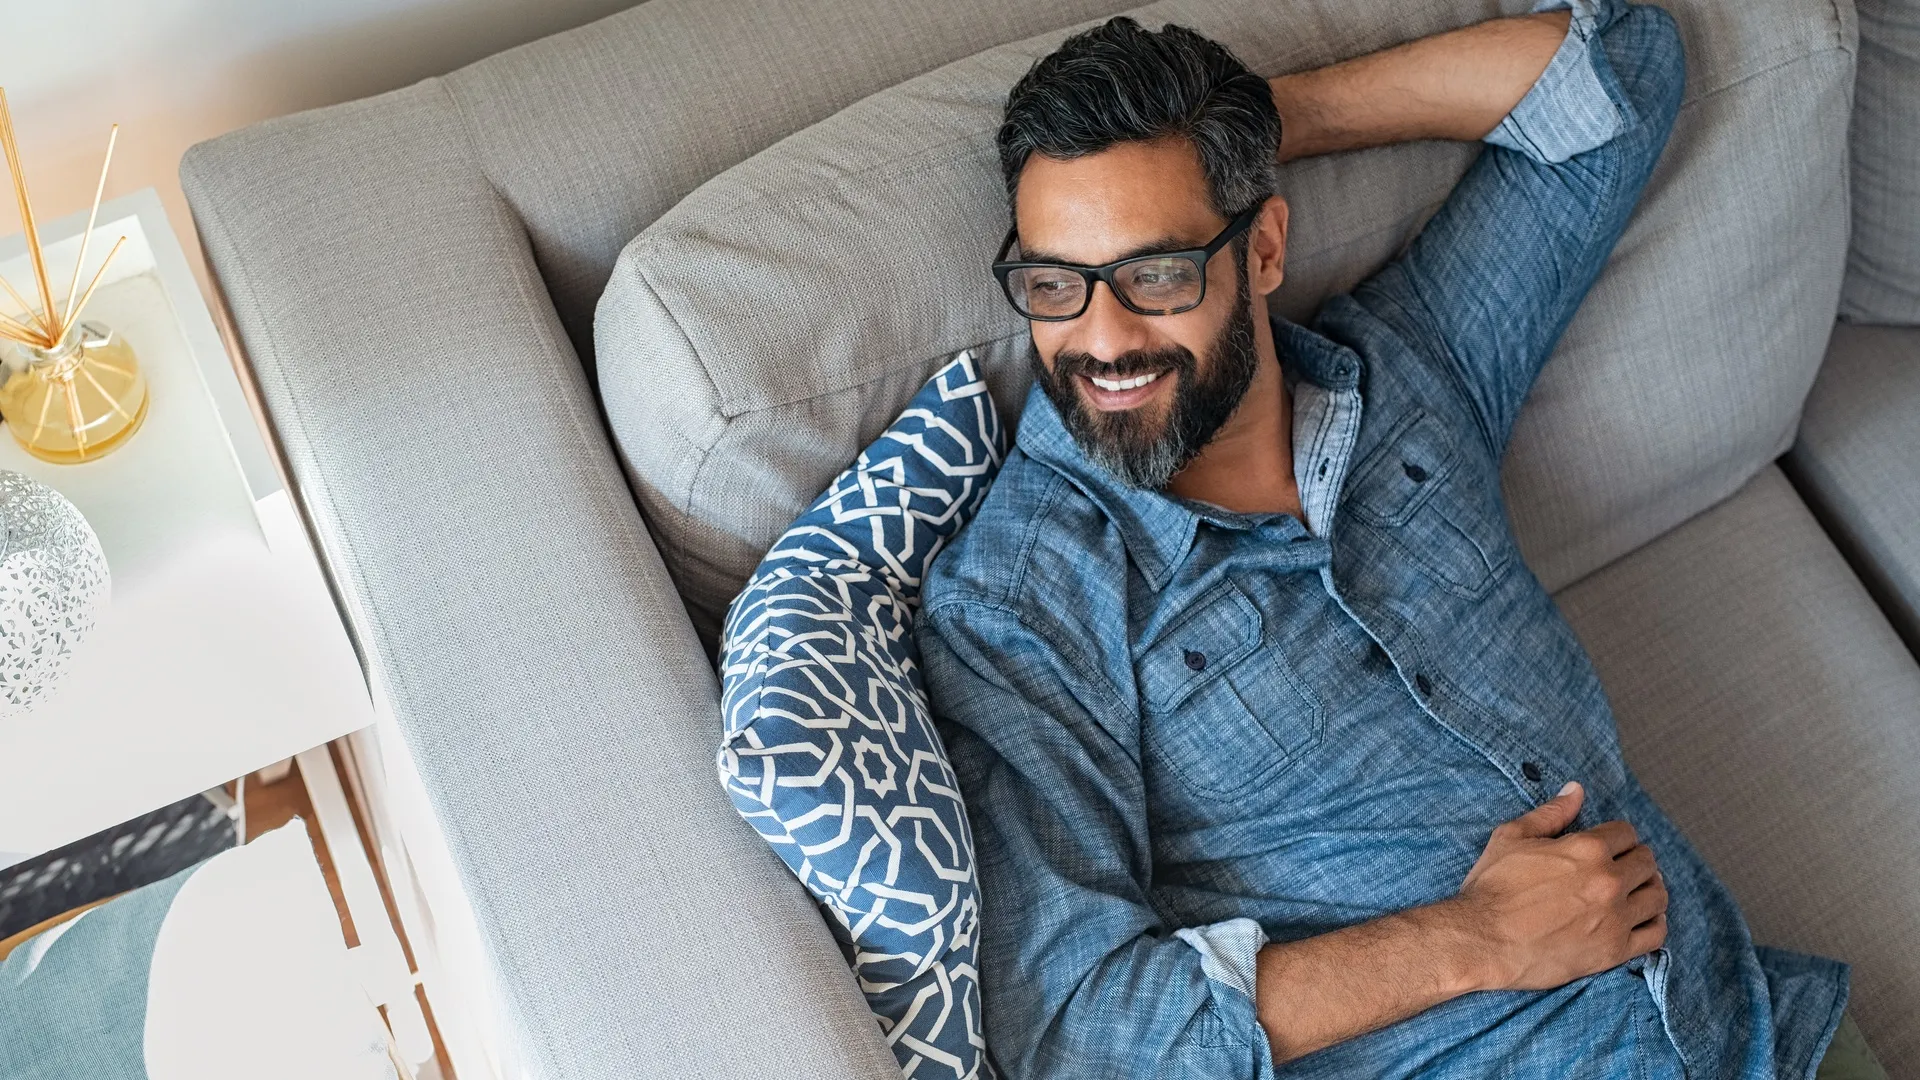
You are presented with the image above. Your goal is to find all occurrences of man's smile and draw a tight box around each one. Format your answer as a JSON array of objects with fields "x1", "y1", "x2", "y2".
[{"x1": 1077, "y1": 368, "x2": 1174, "y2": 411}]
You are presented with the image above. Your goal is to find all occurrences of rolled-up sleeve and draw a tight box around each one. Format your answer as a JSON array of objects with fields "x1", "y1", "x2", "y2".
[
  {"x1": 920, "y1": 600, "x2": 1277, "y2": 1079},
  {"x1": 1487, "y1": 0, "x2": 1634, "y2": 164},
  {"x1": 1342, "y1": 0, "x2": 1685, "y2": 455}
]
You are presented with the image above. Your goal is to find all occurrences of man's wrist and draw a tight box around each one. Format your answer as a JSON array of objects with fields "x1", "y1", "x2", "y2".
[
  {"x1": 1414, "y1": 898, "x2": 1506, "y2": 997},
  {"x1": 1267, "y1": 73, "x2": 1331, "y2": 163}
]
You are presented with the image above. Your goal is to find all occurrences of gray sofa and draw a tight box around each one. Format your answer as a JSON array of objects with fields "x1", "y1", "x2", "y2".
[{"x1": 180, "y1": 0, "x2": 1919, "y2": 1076}]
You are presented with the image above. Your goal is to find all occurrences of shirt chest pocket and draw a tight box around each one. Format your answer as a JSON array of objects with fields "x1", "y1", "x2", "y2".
[
  {"x1": 1136, "y1": 581, "x2": 1324, "y2": 802},
  {"x1": 1346, "y1": 409, "x2": 1511, "y2": 599}
]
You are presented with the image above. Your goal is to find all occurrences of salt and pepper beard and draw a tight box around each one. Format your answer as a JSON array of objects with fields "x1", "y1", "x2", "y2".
[{"x1": 1033, "y1": 263, "x2": 1259, "y2": 490}]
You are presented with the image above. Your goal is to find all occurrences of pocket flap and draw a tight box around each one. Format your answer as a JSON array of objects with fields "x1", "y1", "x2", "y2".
[
  {"x1": 1347, "y1": 409, "x2": 1459, "y2": 528},
  {"x1": 1136, "y1": 580, "x2": 1263, "y2": 711}
]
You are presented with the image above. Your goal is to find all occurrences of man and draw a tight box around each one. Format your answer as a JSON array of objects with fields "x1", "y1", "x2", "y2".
[{"x1": 918, "y1": 1, "x2": 1882, "y2": 1076}]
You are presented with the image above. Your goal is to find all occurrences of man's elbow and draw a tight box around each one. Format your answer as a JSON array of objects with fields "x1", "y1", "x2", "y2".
[{"x1": 1608, "y1": 3, "x2": 1688, "y2": 145}]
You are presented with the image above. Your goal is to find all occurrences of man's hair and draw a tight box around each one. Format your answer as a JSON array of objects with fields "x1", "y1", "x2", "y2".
[{"x1": 997, "y1": 16, "x2": 1281, "y2": 223}]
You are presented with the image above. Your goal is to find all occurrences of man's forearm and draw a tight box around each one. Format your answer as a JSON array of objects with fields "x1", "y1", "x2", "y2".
[
  {"x1": 1253, "y1": 899, "x2": 1486, "y2": 1063},
  {"x1": 1254, "y1": 784, "x2": 1669, "y2": 1063},
  {"x1": 1268, "y1": 11, "x2": 1571, "y2": 162}
]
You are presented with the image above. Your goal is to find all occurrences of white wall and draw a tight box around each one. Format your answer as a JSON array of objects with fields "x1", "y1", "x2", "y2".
[{"x1": 1, "y1": 0, "x2": 639, "y2": 301}]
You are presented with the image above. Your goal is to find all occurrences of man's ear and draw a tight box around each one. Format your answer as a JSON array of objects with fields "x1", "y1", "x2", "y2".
[{"x1": 1248, "y1": 193, "x2": 1289, "y2": 296}]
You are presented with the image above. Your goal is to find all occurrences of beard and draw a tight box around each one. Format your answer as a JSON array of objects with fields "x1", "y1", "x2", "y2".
[{"x1": 1033, "y1": 267, "x2": 1259, "y2": 490}]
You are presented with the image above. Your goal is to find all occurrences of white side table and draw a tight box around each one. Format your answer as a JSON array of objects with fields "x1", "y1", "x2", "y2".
[{"x1": 0, "y1": 188, "x2": 436, "y2": 1072}]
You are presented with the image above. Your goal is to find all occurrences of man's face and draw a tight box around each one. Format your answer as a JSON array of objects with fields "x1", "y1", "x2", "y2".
[{"x1": 1013, "y1": 136, "x2": 1261, "y2": 489}]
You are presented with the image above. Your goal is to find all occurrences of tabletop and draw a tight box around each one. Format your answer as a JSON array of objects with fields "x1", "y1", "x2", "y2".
[{"x1": 0, "y1": 188, "x2": 375, "y2": 868}]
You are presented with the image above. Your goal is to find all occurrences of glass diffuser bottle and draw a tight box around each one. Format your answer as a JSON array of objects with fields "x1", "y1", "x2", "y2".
[
  {"x1": 0, "y1": 87, "x2": 141, "y2": 463},
  {"x1": 0, "y1": 321, "x2": 147, "y2": 463}
]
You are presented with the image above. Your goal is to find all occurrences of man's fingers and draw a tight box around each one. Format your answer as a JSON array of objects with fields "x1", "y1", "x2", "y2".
[
  {"x1": 1584, "y1": 819, "x2": 1640, "y2": 858},
  {"x1": 1610, "y1": 843, "x2": 1658, "y2": 887},
  {"x1": 1626, "y1": 912, "x2": 1669, "y2": 956},
  {"x1": 1624, "y1": 872, "x2": 1668, "y2": 925},
  {"x1": 1509, "y1": 780, "x2": 1584, "y2": 839}
]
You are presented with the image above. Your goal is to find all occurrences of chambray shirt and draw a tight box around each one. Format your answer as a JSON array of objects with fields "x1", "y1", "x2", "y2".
[{"x1": 918, "y1": 2, "x2": 1849, "y2": 1077}]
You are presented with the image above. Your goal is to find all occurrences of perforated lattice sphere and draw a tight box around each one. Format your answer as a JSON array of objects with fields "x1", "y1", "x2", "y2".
[{"x1": 1, "y1": 470, "x2": 108, "y2": 715}]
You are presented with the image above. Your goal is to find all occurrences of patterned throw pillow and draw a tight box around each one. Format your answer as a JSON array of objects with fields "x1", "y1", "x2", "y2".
[{"x1": 718, "y1": 351, "x2": 1004, "y2": 1080}]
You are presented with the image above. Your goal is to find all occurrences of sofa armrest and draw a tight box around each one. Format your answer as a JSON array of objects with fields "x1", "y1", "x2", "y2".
[{"x1": 181, "y1": 82, "x2": 899, "y2": 1080}]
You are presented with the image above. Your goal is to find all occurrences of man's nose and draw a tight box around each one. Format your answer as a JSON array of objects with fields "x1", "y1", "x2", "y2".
[{"x1": 1065, "y1": 279, "x2": 1153, "y2": 363}]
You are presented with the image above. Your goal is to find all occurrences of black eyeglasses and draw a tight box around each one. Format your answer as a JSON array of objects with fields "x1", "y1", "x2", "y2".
[{"x1": 991, "y1": 204, "x2": 1260, "y2": 321}]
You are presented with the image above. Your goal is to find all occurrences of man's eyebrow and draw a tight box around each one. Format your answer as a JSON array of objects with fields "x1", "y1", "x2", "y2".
[{"x1": 1014, "y1": 233, "x2": 1196, "y2": 265}]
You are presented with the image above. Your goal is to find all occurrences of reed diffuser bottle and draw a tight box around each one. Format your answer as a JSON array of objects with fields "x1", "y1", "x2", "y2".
[
  {"x1": 0, "y1": 88, "x2": 145, "y2": 463},
  {"x1": 0, "y1": 322, "x2": 147, "y2": 463}
]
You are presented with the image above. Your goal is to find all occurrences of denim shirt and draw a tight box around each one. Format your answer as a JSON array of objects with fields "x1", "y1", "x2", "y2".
[{"x1": 918, "y1": 2, "x2": 1849, "y2": 1077}]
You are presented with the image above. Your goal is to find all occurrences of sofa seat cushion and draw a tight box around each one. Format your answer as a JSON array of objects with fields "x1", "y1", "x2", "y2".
[
  {"x1": 1787, "y1": 323, "x2": 1920, "y2": 647},
  {"x1": 719, "y1": 352, "x2": 1005, "y2": 1080},
  {"x1": 597, "y1": 0, "x2": 1856, "y2": 648},
  {"x1": 1554, "y1": 464, "x2": 1920, "y2": 1066}
]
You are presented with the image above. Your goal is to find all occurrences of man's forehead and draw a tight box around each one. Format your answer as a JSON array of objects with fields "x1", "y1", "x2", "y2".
[{"x1": 1012, "y1": 138, "x2": 1222, "y2": 264}]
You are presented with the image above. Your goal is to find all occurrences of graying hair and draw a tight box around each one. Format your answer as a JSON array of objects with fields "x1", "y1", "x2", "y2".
[{"x1": 997, "y1": 16, "x2": 1281, "y2": 222}]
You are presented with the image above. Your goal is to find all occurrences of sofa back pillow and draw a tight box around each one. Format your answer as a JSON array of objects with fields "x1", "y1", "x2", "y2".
[
  {"x1": 1842, "y1": 0, "x2": 1920, "y2": 323},
  {"x1": 719, "y1": 352, "x2": 1003, "y2": 1080},
  {"x1": 597, "y1": 0, "x2": 1855, "y2": 647},
  {"x1": 438, "y1": 0, "x2": 1133, "y2": 359}
]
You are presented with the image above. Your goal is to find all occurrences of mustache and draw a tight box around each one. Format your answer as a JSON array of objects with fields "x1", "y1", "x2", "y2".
[{"x1": 1051, "y1": 346, "x2": 1195, "y2": 382}]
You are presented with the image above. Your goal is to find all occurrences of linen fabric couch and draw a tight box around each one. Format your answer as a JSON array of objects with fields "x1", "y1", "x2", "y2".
[{"x1": 180, "y1": 0, "x2": 1920, "y2": 1076}]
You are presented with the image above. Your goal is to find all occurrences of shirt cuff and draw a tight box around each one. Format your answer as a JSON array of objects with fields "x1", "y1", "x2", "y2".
[
  {"x1": 1175, "y1": 917, "x2": 1267, "y2": 1001},
  {"x1": 1485, "y1": 0, "x2": 1634, "y2": 164}
]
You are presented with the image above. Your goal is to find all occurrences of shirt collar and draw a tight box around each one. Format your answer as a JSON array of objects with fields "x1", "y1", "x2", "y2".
[{"x1": 1015, "y1": 312, "x2": 1362, "y2": 591}]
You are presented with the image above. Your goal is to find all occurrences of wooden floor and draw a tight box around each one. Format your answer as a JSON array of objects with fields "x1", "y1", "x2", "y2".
[
  {"x1": 0, "y1": 751, "x2": 455, "y2": 1075},
  {"x1": 242, "y1": 752, "x2": 457, "y2": 1080}
]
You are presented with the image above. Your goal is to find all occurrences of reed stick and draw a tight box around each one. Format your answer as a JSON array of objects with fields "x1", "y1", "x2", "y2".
[
  {"x1": 0, "y1": 89, "x2": 59, "y2": 339},
  {"x1": 61, "y1": 123, "x2": 117, "y2": 332},
  {"x1": 28, "y1": 375, "x2": 54, "y2": 444},
  {"x1": 64, "y1": 375, "x2": 86, "y2": 454},
  {"x1": 63, "y1": 234, "x2": 125, "y2": 332},
  {"x1": 0, "y1": 272, "x2": 49, "y2": 344},
  {"x1": 0, "y1": 307, "x2": 42, "y2": 341},
  {"x1": 0, "y1": 323, "x2": 44, "y2": 346},
  {"x1": 78, "y1": 364, "x2": 135, "y2": 423}
]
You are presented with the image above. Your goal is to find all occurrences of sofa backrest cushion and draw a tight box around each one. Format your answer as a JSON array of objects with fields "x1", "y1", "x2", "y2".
[
  {"x1": 718, "y1": 352, "x2": 1003, "y2": 1080},
  {"x1": 438, "y1": 0, "x2": 1134, "y2": 361},
  {"x1": 596, "y1": 0, "x2": 1856, "y2": 646},
  {"x1": 1842, "y1": 0, "x2": 1920, "y2": 323}
]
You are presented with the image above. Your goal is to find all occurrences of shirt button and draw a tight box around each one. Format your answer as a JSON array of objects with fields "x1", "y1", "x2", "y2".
[
  {"x1": 1183, "y1": 649, "x2": 1207, "y2": 672},
  {"x1": 1522, "y1": 761, "x2": 1543, "y2": 782},
  {"x1": 1415, "y1": 673, "x2": 1433, "y2": 697},
  {"x1": 1402, "y1": 461, "x2": 1428, "y2": 483}
]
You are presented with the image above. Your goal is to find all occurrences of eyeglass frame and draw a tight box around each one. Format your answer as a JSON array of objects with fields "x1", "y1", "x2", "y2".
[{"x1": 990, "y1": 202, "x2": 1262, "y2": 322}]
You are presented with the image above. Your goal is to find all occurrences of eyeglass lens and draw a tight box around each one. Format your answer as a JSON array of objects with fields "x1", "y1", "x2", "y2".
[{"x1": 1006, "y1": 255, "x2": 1206, "y2": 318}]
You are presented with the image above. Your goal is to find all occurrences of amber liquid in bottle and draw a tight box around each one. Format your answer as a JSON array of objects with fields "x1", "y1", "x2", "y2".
[{"x1": 0, "y1": 322, "x2": 148, "y2": 464}]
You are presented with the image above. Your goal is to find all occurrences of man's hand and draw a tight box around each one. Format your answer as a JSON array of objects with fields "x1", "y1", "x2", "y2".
[
  {"x1": 1447, "y1": 782, "x2": 1669, "y2": 991},
  {"x1": 1254, "y1": 781, "x2": 1667, "y2": 1063}
]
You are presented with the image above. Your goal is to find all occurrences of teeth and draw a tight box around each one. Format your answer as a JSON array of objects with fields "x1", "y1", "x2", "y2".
[{"x1": 1089, "y1": 371, "x2": 1164, "y2": 392}]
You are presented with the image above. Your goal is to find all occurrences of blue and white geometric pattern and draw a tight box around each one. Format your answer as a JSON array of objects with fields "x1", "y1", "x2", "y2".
[{"x1": 719, "y1": 351, "x2": 1004, "y2": 1080}]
